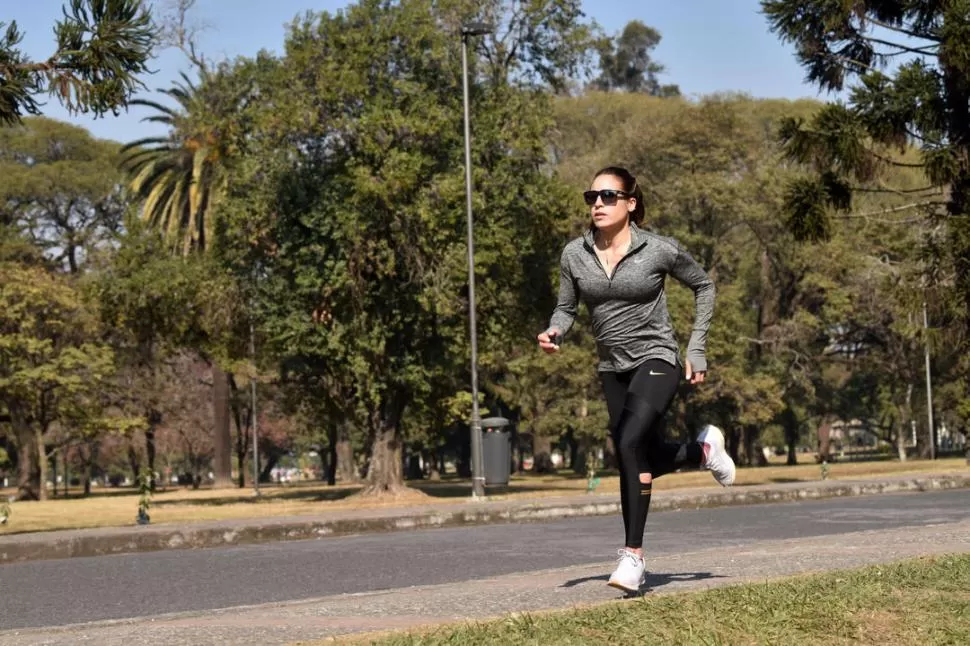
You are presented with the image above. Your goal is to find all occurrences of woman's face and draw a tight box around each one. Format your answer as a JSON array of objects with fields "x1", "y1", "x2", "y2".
[{"x1": 586, "y1": 174, "x2": 635, "y2": 230}]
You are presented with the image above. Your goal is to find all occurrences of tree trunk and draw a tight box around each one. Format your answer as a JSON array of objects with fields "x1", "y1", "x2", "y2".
[
  {"x1": 145, "y1": 427, "x2": 157, "y2": 492},
  {"x1": 34, "y1": 425, "x2": 48, "y2": 501},
  {"x1": 325, "y1": 425, "x2": 338, "y2": 485},
  {"x1": 573, "y1": 436, "x2": 591, "y2": 476},
  {"x1": 11, "y1": 407, "x2": 39, "y2": 500},
  {"x1": 783, "y1": 413, "x2": 799, "y2": 465},
  {"x1": 235, "y1": 408, "x2": 249, "y2": 489},
  {"x1": 229, "y1": 376, "x2": 248, "y2": 489},
  {"x1": 405, "y1": 450, "x2": 423, "y2": 480},
  {"x1": 726, "y1": 426, "x2": 741, "y2": 465},
  {"x1": 212, "y1": 366, "x2": 233, "y2": 488},
  {"x1": 83, "y1": 441, "x2": 96, "y2": 496},
  {"x1": 365, "y1": 427, "x2": 402, "y2": 491},
  {"x1": 603, "y1": 435, "x2": 618, "y2": 470},
  {"x1": 564, "y1": 430, "x2": 579, "y2": 472},
  {"x1": 817, "y1": 418, "x2": 833, "y2": 463},
  {"x1": 357, "y1": 394, "x2": 414, "y2": 498},
  {"x1": 898, "y1": 383, "x2": 913, "y2": 463},
  {"x1": 127, "y1": 441, "x2": 140, "y2": 484},
  {"x1": 259, "y1": 453, "x2": 278, "y2": 483},
  {"x1": 457, "y1": 424, "x2": 471, "y2": 478},
  {"x1": 336, "y1": 431, "x2": 357, "y2": 484},
  {"x1": 741, "y1": 425, "x2": 767, "y2": 467},
  {"x1": 51, "y1": 451, "x2": 58, "y2": 498},
  {"x1": 939, "y1": 37, "x2": 970, "y2": 328},
  {"x1": 532, "y1": 434, "x2": 555, "y2": 473},
  {"x1": 426, "y1": 448, "x2": 441, "y2": 481}
]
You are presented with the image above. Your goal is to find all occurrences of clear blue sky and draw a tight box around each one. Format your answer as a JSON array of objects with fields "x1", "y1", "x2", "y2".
[{"x1": 9, "y1": 0, "x2": 826, "y2": 143}]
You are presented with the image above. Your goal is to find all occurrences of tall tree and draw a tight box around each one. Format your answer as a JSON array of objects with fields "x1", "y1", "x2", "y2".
[
  {"x1": 0, "y1": 0, "x2": 154, "y2": 127},
  {"x1": 0, "y1": 117, "x2": 125, "y2": 273},
  {"x1": 120, "y1": 72, "x2": 226, "y2": 256},
  {"x1": 592, "y1": 20, "x2": 679, "y2": 95},
  {"x1": 219, "y1": 0, "x2": 598, "y2": 495},
  {"x1": 761, "y1": 0, "x2": 970, "y2": 321},
  {"x1": 0, "y1": 262, "x2": 115, "y2": 500},
  {"x1": 120, "y1": 67, "x2": 244, "y2": 487}
]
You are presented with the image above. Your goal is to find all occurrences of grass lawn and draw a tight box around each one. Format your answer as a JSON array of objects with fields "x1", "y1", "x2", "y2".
[
  {"x1": 342, "y1": 553, "x2": 970, "y2": 646},
  {"x1": 0, "y1": 457, "x2": 965, "y2": 535}
]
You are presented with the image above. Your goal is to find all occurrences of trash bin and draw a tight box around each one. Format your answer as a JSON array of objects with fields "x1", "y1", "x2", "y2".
[{"x1": 481, "y1": 417, "x2": 511, "y2": 486}]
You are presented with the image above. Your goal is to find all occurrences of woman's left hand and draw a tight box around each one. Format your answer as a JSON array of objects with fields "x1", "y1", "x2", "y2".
[{"x1": 685, "y1": 360, "x2": 706, "y2": 385}]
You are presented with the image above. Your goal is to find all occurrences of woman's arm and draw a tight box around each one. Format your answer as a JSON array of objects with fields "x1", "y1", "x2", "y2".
[
  {"x1": 669, "y1": 245, "x2": 715, "y2": 374},
  {"x1": 547, "y1": 250, "x2": 579, "y2": 339}
]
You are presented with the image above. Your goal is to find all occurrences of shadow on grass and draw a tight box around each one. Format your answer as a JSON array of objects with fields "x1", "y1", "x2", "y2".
[{"x1": 560, "y1": 570, "x2": 726, "y2": 597}]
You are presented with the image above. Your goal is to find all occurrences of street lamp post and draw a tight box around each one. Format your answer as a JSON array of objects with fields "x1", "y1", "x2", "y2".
[
  {"x1": 923, "y1": 299, "x2": 935, "y2": 460},
  {"x1": 461, "y1": 21, "x2": 492, "y2": 499},
  {"x1": 250, "y1": 316, "x2": 260, "y2": 495}
]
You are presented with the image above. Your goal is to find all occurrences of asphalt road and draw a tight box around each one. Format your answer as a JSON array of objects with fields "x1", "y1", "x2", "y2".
[{"x1": 1, "y1": 489, "x2": 968, "y2": 631}]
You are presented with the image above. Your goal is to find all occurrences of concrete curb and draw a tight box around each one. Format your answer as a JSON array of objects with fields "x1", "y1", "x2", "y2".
[{"x1": 1, "y1": 473, "x2": 967, "y2": 565}]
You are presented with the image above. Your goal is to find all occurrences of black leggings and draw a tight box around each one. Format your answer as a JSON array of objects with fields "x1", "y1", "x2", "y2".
[{"x1": 601, "y1": 359, "x2": 702, "y2": 549}]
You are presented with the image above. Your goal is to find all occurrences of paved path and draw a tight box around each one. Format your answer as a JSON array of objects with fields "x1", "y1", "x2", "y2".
[
  {"x1": 1, "y1": 489, "x2": 967, "y2": 645},
  {"x1": 2, "y1": 472, "x2": 967, "y2": 563}
]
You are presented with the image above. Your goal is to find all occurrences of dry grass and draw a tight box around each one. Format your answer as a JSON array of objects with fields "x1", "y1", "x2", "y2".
[{"x1": 0, "y1": 457, "x2": 965, "y2": 535}]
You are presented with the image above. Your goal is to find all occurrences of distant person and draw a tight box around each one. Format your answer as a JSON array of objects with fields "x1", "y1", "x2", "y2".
[{"x1": 537, "y1": 166, "x2": 735, "y2": 593}]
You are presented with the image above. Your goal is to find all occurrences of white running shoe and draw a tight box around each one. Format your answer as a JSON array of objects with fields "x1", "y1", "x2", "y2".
[
  {"x1": 697, "y1": 424, "x2": 736, "y2": 487},
  {"x1": 607, "y1": 548, "x2": 645, "y2": 593}
]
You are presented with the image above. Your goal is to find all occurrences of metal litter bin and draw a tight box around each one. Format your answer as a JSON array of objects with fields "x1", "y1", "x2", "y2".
[{"x1": 481, "y1": 417, "x2": 511, "y2": 486}]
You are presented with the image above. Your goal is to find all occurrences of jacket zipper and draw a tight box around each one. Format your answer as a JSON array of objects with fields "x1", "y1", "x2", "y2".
[{"x1": 588, "y1": 241, "x2": 646, "y2": 287}]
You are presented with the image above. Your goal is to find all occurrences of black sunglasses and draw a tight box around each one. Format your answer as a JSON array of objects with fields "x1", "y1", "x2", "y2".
[{"x1": 583, "y1": 189, "x2": 632, "y2": 206}]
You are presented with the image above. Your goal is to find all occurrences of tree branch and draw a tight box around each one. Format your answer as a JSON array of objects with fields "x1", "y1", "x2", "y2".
[
  {"x1": 158, "y1": 0, "x2": 209, "y2": 72},
  {"x1": 866, "y1": 18, "x2": 940, "y2": 43},
  {"x1": 870, "y1": 150, "x2": 924, "y2": 168},
  {"x1": 828, "y1": 53, "x2": 879, "y2": 73},
  {"x1": 852, "y1": 185, "x2": 939, "y2": 195},
  {"x1": 860, "y1": 35, "x2": 938, "y2": 57},
  {"x1": 906, "y1": 127, "x2": 943, "y2": 147},
  {"x1": 838, "y1": 200, "x2": 946, "y2": 223}
]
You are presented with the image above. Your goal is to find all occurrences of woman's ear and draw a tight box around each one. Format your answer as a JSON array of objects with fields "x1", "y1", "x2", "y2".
[{"x1": 628, "y1": 198, "x2": 636, "y2": 213}]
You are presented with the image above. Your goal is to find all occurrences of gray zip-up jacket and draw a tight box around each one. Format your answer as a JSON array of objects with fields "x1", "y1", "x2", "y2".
[{"x1": 548, "y1": 223, "x2": 715, "y2": 373}]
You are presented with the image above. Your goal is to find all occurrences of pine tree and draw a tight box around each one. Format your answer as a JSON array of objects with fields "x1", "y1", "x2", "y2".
[{"x1": 762, "y1": 1, "x2": 970, "y2": 317}]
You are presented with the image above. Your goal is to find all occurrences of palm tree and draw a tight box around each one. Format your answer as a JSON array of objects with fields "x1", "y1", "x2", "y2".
[
  {"x1": 120, "y1": 72, "x2": 227, "y2": 255},
  {"x1": 120, "y1": 71, "x2": 234, "y2": 487}
]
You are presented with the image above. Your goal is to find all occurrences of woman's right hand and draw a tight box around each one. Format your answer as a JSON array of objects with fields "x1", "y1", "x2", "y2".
[{"x1": 537, "y1": 328, "x2": 561, "y2": 354}]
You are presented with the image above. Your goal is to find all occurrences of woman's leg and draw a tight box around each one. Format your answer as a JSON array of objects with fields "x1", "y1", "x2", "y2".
[
  {"x1": 600, "y1": 370, "x2": 631, "y2": 536},
  {"x1": 613, "y1": 359, "x2": 697, "y2": 550},
  {"x1": 642, "y1": 418, "x2": 704, "y2": 479}
]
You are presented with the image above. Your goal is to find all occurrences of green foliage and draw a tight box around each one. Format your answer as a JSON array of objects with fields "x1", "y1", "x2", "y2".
[
  {"x1": 0, "y1": 260, "x2": 116, "y2": 497},
  {"x1": 93, "y1": 220, "x2": 233, "y2": 355},
  {"x1": 0, "y1": 263, "x2": 114, "y2": 404},
  {"x1": 762, "y1": 0, "x2": 970, "y2": 319},
  {"x1": 592, "y1": 20, "x2": 678, "y2": 96},
  {"x1": 211, "y1": 0, "x2": 599, "y2": 486},
  {"x1": 0, "y1": 117, "x2": 125, "y2": 272},
  {"x1": 120, "y1": 72, "x2": 227, "y2": 255},
  {"x1": 0, "y1": 0, "x2": 155, "y2": 127}
]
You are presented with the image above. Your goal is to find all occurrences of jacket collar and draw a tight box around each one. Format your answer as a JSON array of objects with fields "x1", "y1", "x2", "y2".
[{"x1": 583, "y1": 221, "x2": 649, "y2": 253}]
